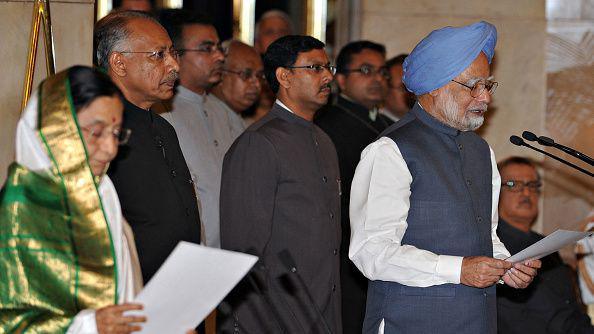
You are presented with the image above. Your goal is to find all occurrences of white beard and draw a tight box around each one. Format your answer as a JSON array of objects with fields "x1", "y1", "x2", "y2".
[{"x1": 439, "y1": 92, "x2": 485, "y2": 132}]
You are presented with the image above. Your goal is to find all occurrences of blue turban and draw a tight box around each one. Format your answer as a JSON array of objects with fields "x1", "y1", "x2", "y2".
[{"x1": 402, "y1": 21, "x2": 497, "y2": 95}]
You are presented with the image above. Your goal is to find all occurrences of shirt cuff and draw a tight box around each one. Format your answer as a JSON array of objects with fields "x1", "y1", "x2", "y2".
[{"x1": 436, "y1": 255, "x2": 463, "y2": 284}]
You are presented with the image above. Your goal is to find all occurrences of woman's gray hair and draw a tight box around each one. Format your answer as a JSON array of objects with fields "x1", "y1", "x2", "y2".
[{"x1": 94, "y1": 10, "x2": 159, "y2": 69}]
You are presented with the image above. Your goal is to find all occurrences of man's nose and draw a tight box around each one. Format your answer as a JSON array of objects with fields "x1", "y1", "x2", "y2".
[{"x1": 476, "y1": 86, "x2": 492, "y2": 104}]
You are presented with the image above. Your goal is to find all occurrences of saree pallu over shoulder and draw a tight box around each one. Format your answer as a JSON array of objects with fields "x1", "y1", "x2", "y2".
[{"x1": 0, "y1": 70, "x2": 117, "y2": 333}]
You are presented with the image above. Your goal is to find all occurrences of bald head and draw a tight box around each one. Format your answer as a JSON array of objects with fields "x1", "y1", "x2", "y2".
[{"x1": 213, "y1": 40, "x2": 263, "y2": 113}]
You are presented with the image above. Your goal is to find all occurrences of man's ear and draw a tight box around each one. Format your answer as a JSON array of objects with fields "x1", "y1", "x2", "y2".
[
  {"x1": 109, "y1": 52, "x2": 126, "y2": 77},
  {"x1": 276, "y1": 67, "x2": 291, "y2": 90},
  {"x1": 335, "y1": 73, "x2": 347, "y2": 91}
]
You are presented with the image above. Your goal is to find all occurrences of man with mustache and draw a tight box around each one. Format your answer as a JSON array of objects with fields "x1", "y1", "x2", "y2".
[
  {"x1": 219, "y1": 35, "x2": 342, "y2": 333},
  {"x1": 158, "y1": 10, "x2": 231, "y2": 248},
  {"x1": 349, "y1": 22, "x2": 541, "y2": 333},
  {"x1": 210, "y1": 40, "x2": 263, "y2": 127},
  {"x1": 496, "y1": 157, "x2": 594, "y2": 334},
  {"x1": 314, "y1": 40, "x2": 393, "y2": 334},
  {"x1": 95, "y1": 10, "x2": 202, "y2": 283}
]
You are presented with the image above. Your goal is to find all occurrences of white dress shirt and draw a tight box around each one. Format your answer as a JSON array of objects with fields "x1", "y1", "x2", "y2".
[{"x1": 349, "y1": 136, "x2": 510, "y2": 286}]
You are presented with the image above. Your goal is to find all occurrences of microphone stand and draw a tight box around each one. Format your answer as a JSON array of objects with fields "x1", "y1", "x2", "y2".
[
  {"x1": 522, "y1": 131, "x2": 594, "y2": 167},
  {"x1": 538, "y1": 136, "x2": 594, "y2": 167},
  {"x1": 510, "y1": 135, "x2": 593, "y2": 177}
]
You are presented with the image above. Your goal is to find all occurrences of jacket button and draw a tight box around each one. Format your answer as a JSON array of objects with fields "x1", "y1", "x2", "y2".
[
  {"x1": 329, "y1": 212, "x2": 334, "y2": 219},
  {"x1": 322, "y1": 176, "x2": 327, "y2": 183},
  {"x1": 333, "y1": 249, "x2": 338, "y2": 255},
  {"x1": 466, "y1": 179, "x2": 472, "y2": 186},
  {"x1": 171, "y1": 169, "x2": 177, "y2": 177},
  {"x1": 477, "y1": 216, "x2": 483, "y2": 223},
  {"x1": 332, "y1": 284, "x2": 336, "y2": 292},
  {"x1": 458, "y1": 144, "x2": 463, "y2": 150}
]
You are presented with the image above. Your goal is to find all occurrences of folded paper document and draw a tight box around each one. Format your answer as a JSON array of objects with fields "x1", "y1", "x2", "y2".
[
  {"x1": 507, "y1": 229, "x2": 592, "y2": 263},
  {"x1": 130, "y1": 242, "x2": 257, "y2": 333}
]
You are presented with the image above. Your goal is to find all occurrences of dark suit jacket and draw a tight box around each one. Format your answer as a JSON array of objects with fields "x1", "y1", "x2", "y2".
[
  {"x1": 497, "y1": 219, "x2": 594, "y2": 334},
  {"x1": 220, "y1": 103, "x2": 342, "y2": 333},
  {"x1": 315, "y1": 95, "x2": 392, "y2": 334},
  {"x1": 108, "y1": 100, "x2": 201, "y2": 283}
]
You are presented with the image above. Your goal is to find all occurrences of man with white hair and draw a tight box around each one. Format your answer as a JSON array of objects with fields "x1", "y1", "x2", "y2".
[
  {"x1": 254, "y1": 9, "x2": 293, "y2": 55},
  {"x1": 349, "y1": 21, "x2": 541, "y2": 333}
]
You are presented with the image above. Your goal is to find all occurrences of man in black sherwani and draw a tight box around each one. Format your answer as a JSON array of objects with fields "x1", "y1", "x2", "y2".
[
  {"x1": 315, "y1": 40, "x2": 393, "y2": 334},
  {"x1": 220, "y1": 35, "x2": 342, "y2": 333},
  {"x1": 95, "y1": 11, "x2": 201, "y2": 283}
]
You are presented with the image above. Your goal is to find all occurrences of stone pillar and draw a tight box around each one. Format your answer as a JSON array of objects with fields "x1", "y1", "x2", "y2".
[{"x1": 0, "y1": 0, "x2": 95, "y2": 183}]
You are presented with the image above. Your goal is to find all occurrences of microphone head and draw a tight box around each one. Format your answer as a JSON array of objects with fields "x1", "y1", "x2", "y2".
[
  {"x1": 522, "y1": 131, "x2": 538, "y2": 142},
  {"x1": 509, "y1": 135, "x2": 525, "y2": 146},
  {"x1": 538, "y1": 136, "x2": 555, "y2": 146}
]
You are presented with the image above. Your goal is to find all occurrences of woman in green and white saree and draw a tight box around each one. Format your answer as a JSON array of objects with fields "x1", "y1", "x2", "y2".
[{"x1": 0, "y1": 66, "x2": 145, "y2": 333}]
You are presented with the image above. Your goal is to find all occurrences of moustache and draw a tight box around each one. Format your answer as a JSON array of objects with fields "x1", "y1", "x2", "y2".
[
  {"x1": 319, "y1": 83, "x2": 331, "y2": 92},
  {"x1": 469, "y1": 103, "x2": 488, "y2": 112},
  {"x1": 518, "y1": 197, "x2": 533, "y2": 206},
  {"x1": 163, "y1": 71, "x2": 179, "y2": 84}
]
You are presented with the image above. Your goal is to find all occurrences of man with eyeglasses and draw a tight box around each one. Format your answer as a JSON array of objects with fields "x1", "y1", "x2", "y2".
[
  {"x1": 95, "y1": 10, "x2": 202, "y2": 283},
  {"x1": 219, "y1": 35, "x2": 342, "y2": 333},
  {"x1": 380, "y1": 53, "x2": 416, "y2": 122},
  {"x1": 210, "y1": 40, "x2": 264, "y2": 127},
  {"x1": 495, "y1": 157, "x2": 594, "y2": 334},
  {"x1": 314, "y1": 40, "x2": 393, "y2": 334},
  {"x1": 349, "y1": 21, "x2": 540, "y2": 334},
  {"x1": 158, "y1": 10, "x2": 237, "y2": 249}
]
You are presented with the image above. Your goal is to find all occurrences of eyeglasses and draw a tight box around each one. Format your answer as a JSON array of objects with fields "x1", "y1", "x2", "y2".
[
  {"x1": 451, "y1": 78, "x2": 498, "y2": 98},
  {"x1": 285, "y1": 64, "x2": 337, "y2": 75},
  {"x1": 81, "y1": 126, "x2": 132, "y2": 146},
  {"x1": 501, "y1": 180, "x2": 542, "y2": 193},
  {"x1": 223, "y1": 68, "x2": 266, "y2": 81},
  {"x1": 177, "y1": 42, "x2": 224, "y2": 55},
  {"x1": 342, "y1": 65, "x2": 390, "y2": 79},
  {"x1": 118, "y1": 49, "x2": 179, "y2": 61}
]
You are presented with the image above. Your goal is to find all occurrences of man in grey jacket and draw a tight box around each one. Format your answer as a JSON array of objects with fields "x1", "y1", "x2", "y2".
[{"x1": 220, "y1": 35, "x2": 342, "y2": 333}]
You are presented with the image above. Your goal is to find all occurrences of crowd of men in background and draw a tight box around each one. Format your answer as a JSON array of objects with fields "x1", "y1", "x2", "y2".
[{"x1": 92, "y1": 6, "x2": 593, "y2": 334}]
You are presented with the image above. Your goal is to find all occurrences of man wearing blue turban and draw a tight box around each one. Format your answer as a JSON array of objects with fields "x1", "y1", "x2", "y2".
[{"x1": 349, "y1": 21, "x2": 541, "y2": 333}]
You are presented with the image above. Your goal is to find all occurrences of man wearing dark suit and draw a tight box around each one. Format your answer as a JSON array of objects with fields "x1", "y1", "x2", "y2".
[
  {"x1": 95, "y1": 11, "x2": 201, "y2": 283},
  {"x1": 315, "y1": 40, "x2": 392, "y2": 334},
  {"x1": 220, "y1": 35, "x2": 342, "y2": 333},
  {"x1": 496, "y1": 157, "x2": 594, "y2": 334}
]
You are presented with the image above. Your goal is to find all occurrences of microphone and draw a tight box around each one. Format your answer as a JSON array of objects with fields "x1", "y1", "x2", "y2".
[
  {"x1": 521, "y1": 131, "x2": 538, "y2": 142},
  {"x1": 522, "y1": 131, "x2": 594, "y2": 166},
  {"x1": 509, "y1": 136, "x2": 593, "y2": 177},
  {"x1": 278, "y1": 250, "x2": 333, "y2": 334}
]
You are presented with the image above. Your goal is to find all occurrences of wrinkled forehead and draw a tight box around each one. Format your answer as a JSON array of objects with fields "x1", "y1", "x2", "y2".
[
  {"x1": 294, "y1": 48, "x2": 328, "y2": 65},
  {"x1": 126, "y1": 18, "x2": 172, "y2": 49},
  {"x1": 500, "y1": 163, "x2": 539, "y2": 181}
]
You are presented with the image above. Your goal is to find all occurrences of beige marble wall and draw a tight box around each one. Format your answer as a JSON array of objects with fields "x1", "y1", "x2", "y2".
[
  {"x1": 542, "y1": 0, "x2": 594, "y2": 263},
  {"x1": 0, "y1": 0, "x2": 95, "y2": 183},
  {"x1": 359, "y1": 0, "x2": 548, "y2": 231}
]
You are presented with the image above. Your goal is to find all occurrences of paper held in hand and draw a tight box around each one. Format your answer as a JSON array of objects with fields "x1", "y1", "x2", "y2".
[
  {"x1": 506, "y1": 229, "x2": 593, "y2": 263},
  {"x1": 128, "y1": 241, "x2": 258, "y2": 333}
]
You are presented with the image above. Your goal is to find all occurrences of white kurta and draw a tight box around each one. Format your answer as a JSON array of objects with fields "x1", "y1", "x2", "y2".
[
  {"x1": 161, "y1": 87, "x2": 245, "y2": 248},
  {"x1": 348, "y1": 136, "x2": 510, "y2": 286}
]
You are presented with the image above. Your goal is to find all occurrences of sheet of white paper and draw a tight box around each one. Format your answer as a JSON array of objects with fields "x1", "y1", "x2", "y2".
[
  {"x1": 130, "y1": 242, "x2": 257, "y2": 333},
  {"x1": 506, "y1": 229, "x2": 593, "y2": 263}
]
